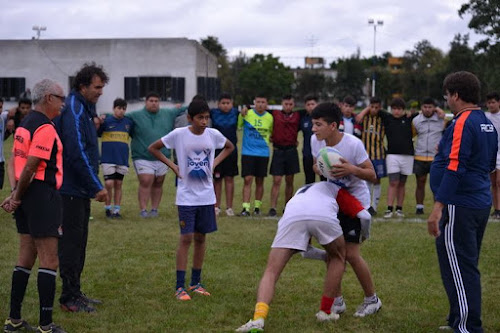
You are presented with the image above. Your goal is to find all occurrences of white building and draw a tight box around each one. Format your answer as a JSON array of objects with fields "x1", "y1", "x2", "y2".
[{"x1": 0, "y1": 38, "x2": 219, "y2": 112}]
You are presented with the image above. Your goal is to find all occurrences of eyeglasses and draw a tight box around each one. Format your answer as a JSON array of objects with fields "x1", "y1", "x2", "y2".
[{"x1": 50, "y1": 94, "x2": 65, "y2": 102}]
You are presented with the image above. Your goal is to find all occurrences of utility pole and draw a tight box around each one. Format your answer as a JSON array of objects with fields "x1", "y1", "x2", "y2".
[{"x1": 368, "y1": 19, "x2": 383, "y2": 97}]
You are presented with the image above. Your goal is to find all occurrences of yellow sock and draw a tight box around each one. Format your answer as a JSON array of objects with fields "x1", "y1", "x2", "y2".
[
  {"x1": 253, "y1": 302, "x2": 269, "y2": 320},
  {"x1": 254, "y1": 200, "x2": 262, "y2": 209}
]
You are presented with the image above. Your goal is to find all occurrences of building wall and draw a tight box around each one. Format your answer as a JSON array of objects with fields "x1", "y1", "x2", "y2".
[{"x1": 0, "y1": 38, "x2": 217, "y2": 113}]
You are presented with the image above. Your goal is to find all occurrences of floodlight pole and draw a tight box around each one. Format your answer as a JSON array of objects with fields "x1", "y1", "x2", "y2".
[
  {"x1": 368, "y1": 19, "x2": 383, "y2": 97},
  {"x1": 32, "y1": 25, "x2": 47, "y2": 39}
]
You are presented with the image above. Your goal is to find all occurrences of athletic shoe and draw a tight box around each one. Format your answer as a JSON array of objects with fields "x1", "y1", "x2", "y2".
[
  {"x1": 267, "y1": 208, "x2": 277, "y2": 217},
  {"x1": 3, "y1": 318, "x2": 33, "y2": 332},
  {"x1": 239, "y1": 208, "x2": 250, "y2": 217},
  {"x1": 60, "y1": 298, "x2": 96, "y2": 313},
  {"x1": 493, "y1": 212, "x2": 500, "y2": 220},
  {"x1": 105, "y1": 209, "x2": 112, "y2": 218},
  {"x1": 235, "y1": 318, "x2": 264, "y2": 332},
  {"x1": 35, "y1": 323, "x2": 66, "y2": 333},
  {"x1": 438, "y1": 325, "x2": 453, "y2": 331},
  {"x1": 353, "y1": 297, "x2": 382, "y2": 317},
  {"x1": 383, "y1": 210, "x2": 393, "y2": 219},
  {"x1": 226, "y1": 208, "x2": 235, "y2": 216},
  {"x1": 188, "y1": 283, "x2": 211, "y2": 296},
  {"x1": 395, "y1": 210, "x2": 404, "y2": 218},
  {"x1": 415, "y1": 208, "x2": 424, "y2": 215},
  {"x1": 368, "y1": 206, "x2": 377, "y2": 216},
  {"x1": 315, "y1": 310, "x2": 340, "y2": 322},
  {"x1": 215, "y1": 207, "x2": 221, "y2": 216},
  {"x1": 148, "y1": 209, "x2": 159, "y2": 218},
  {"x1": 332, "y1": 299, "x2": 346, "y2": 314},
  {"x1": 139, "y1": 210, "x2": 148, "y2": 218},
  {"x1": 175, "y1": 287, "x2": 191, "y2": 301},
  {"x1": 253, "y1": 208, "x2": 261, "y2": 216},
  {"x1": 79, "y1": 292, "x2": 102, "y2": 305}
]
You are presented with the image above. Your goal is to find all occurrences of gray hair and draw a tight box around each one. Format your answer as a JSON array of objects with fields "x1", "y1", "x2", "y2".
[{"x1": 31, "y1": 79, "x2": 60, "y2": 105}]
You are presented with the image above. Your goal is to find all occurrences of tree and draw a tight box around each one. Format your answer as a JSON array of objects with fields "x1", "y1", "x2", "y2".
[
  {"x1": 332, "y1": 52, "x2": 368, "y2": 101},
  {"x1": 200, "y1": 36, "x2": 232, "y2": 94},
  {"x1": 459, "y1": 0, "x2": 500, "y2": 51},
  {"x1": 447, "y1": 34, "x2": 476, "y2": 73},
  {"x1": 294, "y1": 70, "x2": 333, "y2": 101},
  {"x1": 238, "y1": 54, "x2": 294, "y2": 104}
]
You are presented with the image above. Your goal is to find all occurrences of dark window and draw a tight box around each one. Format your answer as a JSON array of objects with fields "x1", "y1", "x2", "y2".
[
  {"x1": 197, "y1": 77, "x2": 220, "y2": 101},
  {"x1": 0, "y1": 78, "x2": 26, "y2": 101},
  {"x1": 124, "y1": 77, "x2": 185, "y2": 102}
]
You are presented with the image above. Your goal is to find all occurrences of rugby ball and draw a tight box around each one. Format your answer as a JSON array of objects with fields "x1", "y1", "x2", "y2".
[{"x1": 316, "y1": 147, "x2": 343, "y2": 180}]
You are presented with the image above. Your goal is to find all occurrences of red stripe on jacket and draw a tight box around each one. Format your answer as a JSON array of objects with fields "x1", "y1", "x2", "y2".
[{"x1": 448, "y1": 111, "x2": 471, "y2": 172}]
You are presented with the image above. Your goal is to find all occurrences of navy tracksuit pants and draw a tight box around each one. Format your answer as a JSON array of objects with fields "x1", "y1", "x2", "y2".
[{"x1": 436, "y1": 204, "x2": 489, "y2": 333}]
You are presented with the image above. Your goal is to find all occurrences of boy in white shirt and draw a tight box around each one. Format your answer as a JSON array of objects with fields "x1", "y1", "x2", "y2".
[
  {"x1": 485, "y1": 91, "x2": 500, "y2": 218},
  {"x1": 148, "y1": 100, "x2": 234, "y2": 301}
]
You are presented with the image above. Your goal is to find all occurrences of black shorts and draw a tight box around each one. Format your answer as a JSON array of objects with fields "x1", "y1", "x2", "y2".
[
  {"x1": 214, "y1": 150, "x2": 239, "y2": 179},
  {"x1": 270, "y1": 147, "x2": 300, "y2": 176},
  {"x1": 413, "y1": 160, "x2": 432, "y2": 177},
  {"x1": 104, "y1": 173, "x2": 125, "y2": 181},
  {"x1": 14, "y1": 180, "x2": 62, "y2": 238},
  {"x1": 241, "y1": 155, "x2": 269, "y2": 178},
  {"x1": 338, "y1": 211, "x2": 362, "y2": 244}
]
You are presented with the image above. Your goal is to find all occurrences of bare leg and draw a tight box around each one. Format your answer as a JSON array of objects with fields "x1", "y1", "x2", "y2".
[
  {"x1": 214, "y1": 178, "x2": 223, "y2": 208},
  {"x1": 256, "y1": 248, "x2": 295, "y2": 304},
  {"x1": 34, "y1": 237, "x2": 59, "y2": 271},
  {"x1": 270, "y1": 176, "x2": 282, "y2": 209},
  {"x1": 104, "y1": 180, "x2": 114, "y2": 206},
  {"x1": 322, "y1": 236, "x2": 346, "y2": 298},
  {"x1": 224, "y1": 176, "x2": 234, "y2": 209},
  {"x1": 17, "y1": 234, "x2": 37, "y2": 268},
  {"x1": 345, "y1": 242, "x2": 375, "y2": 297},
  {"x1": 242, "y1": 176, "x2": 253, "y2": 203},
  {"x1": 176, "y1": 233, "x2": 193, "y2": 271},
  {"x1": 150, "y1": 175, "x2": 165, "y2": 210},
  {"x1": 386, "y1": 179, "x2": 399, "y2": 208},
  {"x1": 255, "y1": 177, "x2": 265, "y2": 202},
  {"x1": 192, "y1": 233, "x2": 206, "y2": 269},
  {"x1": 396, "y1": 179, "x2": 407, "y2": 207},
  {"x1": 415, "y1": 174, "x2": 427, "y2": 205},
  {"x1": 284, "y1": 175, "x2": 294, "y2": 204},
  {"x1": 114, "y1": 180, "x2": 123, "y2": 207},
  {"x1": 137, "y1": 174, "x2": 154, "y2": 211}
]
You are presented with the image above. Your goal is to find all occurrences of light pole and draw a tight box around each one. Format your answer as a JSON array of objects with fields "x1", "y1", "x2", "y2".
[
  {"x1": 368, "y1": 19, "x2": 383, "y2": 97},
  {"x1": 32, "y1": 25, "x2": 46, "y2": 39}
]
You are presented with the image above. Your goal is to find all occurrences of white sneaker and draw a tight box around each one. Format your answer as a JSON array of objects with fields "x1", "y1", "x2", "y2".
[
  {"x1": 395, "y1": 209, "x2": 404, "y2": 218},
  {"x1": 438, "y1": 325, "x2": 453, "y2": 331},
  {"x1": 215, "y1": 207, "x2": 221, "y2": 216},
  {"x1": 226, "y1": 208, "x2": 235, "y2": 216},
  {"x1": 235, "y1": 318, "x2": 264, "y2": 332},
  {"x1": 331, "y1": 299, "x2": 346, "y2": 314},
  {"x1": 383, "y1": 210, "x2": 393, "y2": 219},
  {"x1": 353, "y1": 297, "x2": 382, "y2": 317},
  {"x1": 316, "y1": 310, "x2": 339, "y2": 322}
]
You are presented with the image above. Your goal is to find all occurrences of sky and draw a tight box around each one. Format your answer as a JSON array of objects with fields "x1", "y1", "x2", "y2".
[{"x1": 0, "y1": 0, "x2": 480, "y2": 68}]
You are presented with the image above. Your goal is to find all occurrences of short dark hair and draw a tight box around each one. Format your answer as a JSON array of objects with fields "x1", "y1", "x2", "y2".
[
  {"x1": 146, "y1": 92, "x2": 160, "y2": 100},
  {"x1": 218, "y1": 92, "x2": 232, "y2": 101},
  {"x1": 282, "y1": 94, "x2": 294, "y2": 101},
  {"x1": 304, "y1": 94, "x2": 318, "y2": 103},
  {"x1": 191, "y1": 94, "x2": 206, "y2": 102},
  {"x1": 390, "y1": 98, "x2": 406, "y2": 109},
  {"x1": 486, "y1": 91, "x2": 500, "y2": 101},
  {"x1": 343, "y1": 95, "x2": 356, "y2": 106},
  {"x1": 311, "y1": 102, "x2": 342, "y2": 127},
  {"x1": 73, "y1": 62, "x2": 109, "y2": 91},
  {"x1": 422, "y1": 97, "x2": 435, "y2": 105},
  {"x1": 370, "y1": 97, "x2": 381, "y2": 105},
  {"x1": 443, "y1": 71, "x2": 480, "y2": 104},
  {"x1": 18, "y1": 97, "x2": 32, "y2": 106},
  {"x1": 255, "y1": 94, "x2": 267, "y2": 100},
  {"x1": 188, "y1": 100, "x2": 210, "y2": 118},
  {"x1": 113, "y1": 98, "x2": 127, "y2": 109}
]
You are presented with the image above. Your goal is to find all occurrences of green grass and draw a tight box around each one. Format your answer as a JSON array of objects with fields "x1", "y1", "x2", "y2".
[{"x1": 1, "y1": 136, "x2": 500, "y2": 332}]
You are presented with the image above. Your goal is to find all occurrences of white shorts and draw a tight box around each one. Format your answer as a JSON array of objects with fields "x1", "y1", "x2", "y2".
[
  {"x1": 101, "y1": 163, "x2": 129, "y2": 176},
  {"x1": 271, "y1": 219, "x2": 343, "y2": 251},
  {"x1": 133, "y1": 159, "x2": 169, "y2": 177},
  {"x1": 386, "y1": 154, "x2": 414, "y2": 175}
]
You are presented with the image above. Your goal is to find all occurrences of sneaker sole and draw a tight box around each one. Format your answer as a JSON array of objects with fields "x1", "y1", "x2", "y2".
[{"x1": 353, "y1": 305, "x2": 381, "y2": 317}]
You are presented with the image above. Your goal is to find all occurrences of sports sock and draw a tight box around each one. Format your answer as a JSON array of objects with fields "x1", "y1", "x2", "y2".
[
  {"x1": 364, "y1": 294, "x2": 378, "y2": 303},
  {"x1": 253, "y1": 302, "x2": 269, "y2": 320},
  {"x1": 190, "y1": 268, "x2": 202, "y2": 286},
  {"x1": 9, "y1": 266, "x2": 31, "y2": 320},
  {"x1": 105, "y1": 205, "x2": 111, "y2": 210},
  {"x1": 320, "y1": 295, "x2": 334, "y2": 314},
  {"x1": 416, "y1": 204, "x2": 424, "y2": 210},
  {"x1": 387, "y1": 206, "x2": 393, "y2": 212},
  {"x1": 396, "y1": 206, "x2": 403, "y2": 211},
  {"x1": 114, "y1": 205, "x2": 121, "y2": 213},
  {"x1": 334, "y1": 296, "x2": 344, "y2": 305},
  {"x1": 242, "y1": 202, "x2": 250, "y2": 211},
  {"x1": 372, "y1": 184, "x2": 381, "y2": 210},
  {"x1": 254, "y1": 200, "x2": 262, "y2": 209},
  {"x1": 38, "y1": 268, "x2": 56, "y2": 326},
  {"x1": 176, "y1": 270, "x2": 186, "y2": 290}
]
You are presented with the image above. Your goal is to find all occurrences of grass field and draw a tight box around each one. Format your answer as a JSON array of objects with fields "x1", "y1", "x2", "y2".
[{"x1": 1, "y1": 136, "x2": 499, "y2": 333}]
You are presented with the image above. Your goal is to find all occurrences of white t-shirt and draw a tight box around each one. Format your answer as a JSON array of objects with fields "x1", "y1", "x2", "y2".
[
  {"x1": 311, "y1": 133, "x2": 371, "y2": 208},
  {"x1": 486, "y1": 112, "x2": 500, "y2": 154},
  {"x1": 342, "y1": 117, "x2": 354, "y2": 135},
  {"x1": 161, "y1": 127, "x2": 227, "y2": 206},
  {"x1": 281, "y1": 182, "x2": 340, "y2": 225}
]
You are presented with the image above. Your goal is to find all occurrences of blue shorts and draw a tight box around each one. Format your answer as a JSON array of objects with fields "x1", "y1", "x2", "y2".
[
  {"x1": 178, "y1": 205, "x2": 217, "y2": 235},
  {"x1": 371, "y1": 159, "x2": 387, "y2": 179}
]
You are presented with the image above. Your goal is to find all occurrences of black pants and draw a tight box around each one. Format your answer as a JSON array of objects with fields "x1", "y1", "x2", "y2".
[
  {"x1": 58, "y1": 195, "x2": 90, "y2": 304},
  {"x1": 302, "y1": 156, "x2": 316, "y2": 184}
]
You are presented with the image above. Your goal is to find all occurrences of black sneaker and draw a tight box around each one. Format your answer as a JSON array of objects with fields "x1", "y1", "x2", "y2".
[
  {"x1": 80, "y1": 292, "x2": 102, "y2": 305},
  {"x1": 253, "y1": 208, "x2": 261, "y2": 216},
  {"x1": 36, "y1": 323, "x2": 66, "y2": 333},
  {"x1": 4, "y1": 318, "x2": 33, "y2": 332},
  {"x1": 416, "y1": 208, "x2": 424, "y2": 215},
  {"x1": 267, "y1": 208, "x2": 277, "y2": 217},
  {"x1": 60, "y1": 298, "x2": 96, "y2": 313},
  {"x1": 239, "y1": 208, "x2": 250, "y2": 217},
  {"x1": 368, "y1": 206, "x2": 377, "y2": 216},
  {"x1": 105, "y1": 209, "x2": 112, "y2": 218},
  {"x1": 112, "y1": 212, "x2": 122, "y2": 219}
]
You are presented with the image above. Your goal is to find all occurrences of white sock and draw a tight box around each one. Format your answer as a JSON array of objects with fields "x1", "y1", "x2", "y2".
[
  {"x1": 364, "y1": 294, "x2": 378, "y2": 303},
  {"x1": 301, "y1": 245, "x2": 327, "y2": 261},
  {"x1": 372, "y1": 184, "x2": 381, "y2": 210}
]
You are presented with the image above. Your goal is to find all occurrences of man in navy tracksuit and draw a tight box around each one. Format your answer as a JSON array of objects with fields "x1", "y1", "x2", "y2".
[
  {"x1": 428, "y1": 71, "x2": 497, "y2": 333},
  {"x1": 54, "y1": 63, "x2": 109, "y2": 313}
]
